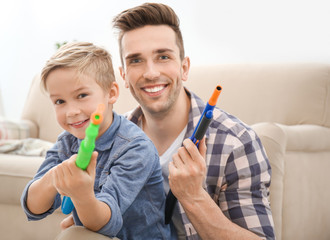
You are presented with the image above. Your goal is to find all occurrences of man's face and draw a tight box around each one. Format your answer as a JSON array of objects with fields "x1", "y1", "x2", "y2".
[
  {"x1": 46, "y1": 68, "x2": 114, "y2": 139},
  {"x1": 120, "y1": 25, "x2": 189, "y2": 116}
]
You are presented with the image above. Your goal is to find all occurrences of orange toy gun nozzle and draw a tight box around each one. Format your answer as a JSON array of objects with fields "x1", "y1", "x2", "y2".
[
  {"x1": 208, "y1": 85, "x2": 222, "y2": 106},
  {"x1": 91, "y1": 103, "x2": 105, "y2": 125}
]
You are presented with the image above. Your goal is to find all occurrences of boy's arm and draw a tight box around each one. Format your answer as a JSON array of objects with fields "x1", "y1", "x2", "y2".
[
  {"x1": 26, "y1": 167, "x2": 58, "y2": 215},
  {"x1": 54, "y1": 152, "x2": 111, "y2": 231}
]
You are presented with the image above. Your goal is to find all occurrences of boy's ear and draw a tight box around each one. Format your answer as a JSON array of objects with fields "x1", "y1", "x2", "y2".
[
  {"x1": 119, "y1": 66, "x2": 129, "y2": 88},
  {"x1": 108, "y1": 82, "x2": 119, "y2": 104}
]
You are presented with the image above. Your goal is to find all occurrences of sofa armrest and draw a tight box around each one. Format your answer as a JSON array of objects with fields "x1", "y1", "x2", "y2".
[
  {"x1": 0, "y1": 117, "x2": 38, "y2": 140},
  {"x1": 251, "y1": 122, "x2": 286, "y2": 239}
]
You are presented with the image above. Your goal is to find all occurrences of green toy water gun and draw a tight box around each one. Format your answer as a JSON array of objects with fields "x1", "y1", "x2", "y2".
[{"x1": 61, "y1": 103, "x2": 105, "y2": 214}]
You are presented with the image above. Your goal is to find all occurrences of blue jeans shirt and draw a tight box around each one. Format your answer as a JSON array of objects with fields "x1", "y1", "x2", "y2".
[{"x1": 21, "y1": 112, "x2": 170, "y2": 239}]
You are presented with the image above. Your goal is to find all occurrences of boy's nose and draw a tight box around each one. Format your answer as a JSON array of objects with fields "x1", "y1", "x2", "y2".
[
  {"x1": 66, "y1": 104, "x2": 81, "y2": 117},
  {"x1": 143, "y1": 61, "x2": 160, "y2": 80}
]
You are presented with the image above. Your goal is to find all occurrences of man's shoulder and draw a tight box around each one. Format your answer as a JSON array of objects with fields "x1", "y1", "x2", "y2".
[{"x1": 208, "y1": 107, "x2": 258, "y2": 145}]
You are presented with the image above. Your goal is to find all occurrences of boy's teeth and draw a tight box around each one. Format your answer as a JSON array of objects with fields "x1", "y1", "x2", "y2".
[
  {"x1": 72, "y1": 120, "x2": 85, "y2": 126},
  {"x1": 144, "y1": 85, "x2": 165, "y2": 93}
]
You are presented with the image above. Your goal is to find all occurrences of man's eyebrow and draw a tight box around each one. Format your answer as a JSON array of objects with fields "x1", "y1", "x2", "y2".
[
  {"x1": 125, "y1": 53, "x2": 141, "y2": 60},
  {"x1": 154, "y1": 48, "x2": 174, "y2": 54}
]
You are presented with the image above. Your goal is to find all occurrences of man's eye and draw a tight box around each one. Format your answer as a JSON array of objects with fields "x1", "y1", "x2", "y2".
[
  {"x1": 55, "y1": 99, "x2": 64, "y2": 105},
  {"x1": 159, "y1": 55, "x2": 169, "y2": 60},
  {"x1": 78, "y1": 93, "x2": 88, "y2": 99},
  {"x1": 129, "y1": 58, "x2": 141, "y2": 64}
]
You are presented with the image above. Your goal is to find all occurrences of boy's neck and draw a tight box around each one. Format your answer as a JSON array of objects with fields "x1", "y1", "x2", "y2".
[{"x1": 142, "y1": 88, "x2": 190, "y2": 156}]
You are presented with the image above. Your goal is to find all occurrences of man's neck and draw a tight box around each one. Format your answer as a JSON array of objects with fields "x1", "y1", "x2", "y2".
[{"x1": 142, "y1": 88, "x2": 190, "y2": 156}]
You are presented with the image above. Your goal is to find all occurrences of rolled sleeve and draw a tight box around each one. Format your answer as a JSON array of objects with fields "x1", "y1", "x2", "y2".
[
  {"x1": 21, "y1": 179, "x2": 61, "y2": 221},
  {"x1": 95, "y1": 192, "x2": 123, "y2": 237}
]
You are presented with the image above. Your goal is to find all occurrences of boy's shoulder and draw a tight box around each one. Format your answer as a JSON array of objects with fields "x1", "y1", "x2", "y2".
[{"x1": 116, "y1": 113, "x2": 151, "y2": 142}]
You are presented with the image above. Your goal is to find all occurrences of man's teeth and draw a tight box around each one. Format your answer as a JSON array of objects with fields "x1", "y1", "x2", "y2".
[{"x1": 144, "y1": 85, "x2": 165, "y2": 93}]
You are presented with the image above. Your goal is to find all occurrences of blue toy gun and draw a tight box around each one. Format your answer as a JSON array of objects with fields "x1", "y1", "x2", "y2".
[
  {"x1": 61, "y1": 104, "x2": 105, "y2": 214},
  {"x1": 164, "y1": 85, "x2": 222, "y2": 224}
]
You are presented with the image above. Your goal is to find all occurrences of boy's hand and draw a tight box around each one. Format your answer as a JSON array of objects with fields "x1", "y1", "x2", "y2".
[
  {"x1": 60, "y1": 214, "x2": 74, "y2": 231},
  {"x1": 168, "y1": 137, "x2": 207, "y2": 203},
  {"x1": 52, "y1": 151, "x2": 98, "y2": 201}
]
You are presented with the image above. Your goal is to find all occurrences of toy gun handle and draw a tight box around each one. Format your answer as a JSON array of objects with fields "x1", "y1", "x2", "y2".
[
  {"x1": 61, "y1": 104, "x2": 105, "y2": 215},
  {"x1": 165, "y1": 85, "x2": 222, "y2": 224}
]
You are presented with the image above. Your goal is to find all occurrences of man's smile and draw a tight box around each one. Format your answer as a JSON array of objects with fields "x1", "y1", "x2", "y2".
[{"x1": 142, "y1": 84, "x2": 168, "y2": 95}]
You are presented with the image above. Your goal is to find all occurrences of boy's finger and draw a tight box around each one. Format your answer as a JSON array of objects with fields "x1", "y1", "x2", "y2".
[{"x1": 86, "y1": 151, "x2": 98, "y2": 176}]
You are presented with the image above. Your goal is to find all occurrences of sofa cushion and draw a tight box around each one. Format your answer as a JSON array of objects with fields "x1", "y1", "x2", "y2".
[
  {"x1": 0, "y1": 117, "x2": 30, "y2": 140},
  {"x1": 0, "y1": 154, "x2": 44, "y2": 204},
  {"x1": 21, "y1": 75, "x2": 63, "y2": 143},
  {"x1": 187, "y1": 64, "x2": 330, "y2": 128}
]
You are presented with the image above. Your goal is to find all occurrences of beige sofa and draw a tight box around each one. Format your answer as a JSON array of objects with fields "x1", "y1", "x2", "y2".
[{"x1": 0, "y1": 63, "x2": 329, "y2": 240}]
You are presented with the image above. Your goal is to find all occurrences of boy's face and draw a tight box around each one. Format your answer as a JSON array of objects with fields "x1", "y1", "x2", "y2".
[
  {"x1": 119, "y1": 25, "x2": 190, "y2": 116},
  {"x1": 46, "y1": 68, "x2": 116, "y2": 139}
]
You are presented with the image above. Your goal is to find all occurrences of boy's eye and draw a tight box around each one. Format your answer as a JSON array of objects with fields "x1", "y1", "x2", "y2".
[
  {"x1": 55, "y1": 99, "x2": 64, "y2": 105},
  {"x1": 78, "y1": 93, "x2": 88, "y2": 99}
]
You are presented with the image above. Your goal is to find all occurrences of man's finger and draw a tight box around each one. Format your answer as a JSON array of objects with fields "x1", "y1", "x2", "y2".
[
  {"x1": 198, "y1": 137, "x2": 207, "y2": 159},
  {"x1": 182, "y1": 138, "x2": 201, "y2": 162}
]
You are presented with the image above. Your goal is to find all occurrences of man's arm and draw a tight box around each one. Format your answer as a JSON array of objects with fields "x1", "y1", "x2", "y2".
[{"x1": 169, "y1": 138, "x2": 261, "y2": 240}]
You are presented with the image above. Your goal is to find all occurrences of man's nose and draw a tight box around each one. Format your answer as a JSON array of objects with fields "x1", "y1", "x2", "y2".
[{"x1": 143, "y1": 61, "x2": 160, "y2": 80}]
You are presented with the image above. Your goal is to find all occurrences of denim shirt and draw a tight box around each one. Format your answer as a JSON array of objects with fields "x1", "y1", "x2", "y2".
[{"x1": 21, "y1": 112, "x2": 170, "y2": 239}]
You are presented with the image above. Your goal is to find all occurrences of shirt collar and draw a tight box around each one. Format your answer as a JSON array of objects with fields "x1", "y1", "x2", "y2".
[{"x1": 74, "y1": 111, "x2": 121, "y2": 152}]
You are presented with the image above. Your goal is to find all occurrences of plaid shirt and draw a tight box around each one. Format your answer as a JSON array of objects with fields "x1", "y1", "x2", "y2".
[{"x1": 127, "y1": 88, "x2": 275, "y2": 240}]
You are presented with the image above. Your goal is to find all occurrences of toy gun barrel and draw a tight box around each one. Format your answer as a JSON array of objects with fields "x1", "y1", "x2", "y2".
[
  {"x1": 190, "y1": 85, "x2": 222, "y2": 147},
  {"x1": 165, "y1": 85, "x2": 222, "y2": 224},
  {"x1": 76, "y1": 104, "x2": 104, "y2": 170},
  {"x1": 61, "y1": 104, "x2": 104, "y2": 215}
]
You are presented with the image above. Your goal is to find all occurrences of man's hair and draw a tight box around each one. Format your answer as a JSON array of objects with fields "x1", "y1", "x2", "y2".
[
  {"x1": 112, "y1": 3, "x2": 185, "y2": 66},
  {"x1": 41, "y1": 41, "x2": 115, "y2": 91}
]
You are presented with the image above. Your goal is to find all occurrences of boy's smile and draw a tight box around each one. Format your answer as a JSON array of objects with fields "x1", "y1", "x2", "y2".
[
  {"x1": 46, "y1": 67, "x2": 113, "y2": 139},
  {"x1": 69, "y1": 119, "x2": 90, "y2": 129}
]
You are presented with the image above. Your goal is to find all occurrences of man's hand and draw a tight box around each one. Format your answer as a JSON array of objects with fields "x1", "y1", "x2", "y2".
[{"x1": 168, "y1": 137, "x2": 207, "y2": 202}]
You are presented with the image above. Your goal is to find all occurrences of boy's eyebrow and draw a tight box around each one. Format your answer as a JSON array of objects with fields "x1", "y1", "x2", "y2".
[{"x1": 49, "y1": 86, "x2": 87, "y2": 98}]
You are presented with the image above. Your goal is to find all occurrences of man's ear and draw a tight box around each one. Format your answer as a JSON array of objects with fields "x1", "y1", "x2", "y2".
[
  {"x1": 108, "y1": 82, "x2": 119, "y2": 104},
  {"x1": 119, "y1": 66, "x2": 129, "y2": 88},
  {"x1": 181, "y1": 56, "x2": 190, "y2": 82}
]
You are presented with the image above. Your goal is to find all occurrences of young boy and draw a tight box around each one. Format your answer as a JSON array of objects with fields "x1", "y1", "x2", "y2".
[{"x1": 20, "y1": 42, "x2": 170, "y2": 239}]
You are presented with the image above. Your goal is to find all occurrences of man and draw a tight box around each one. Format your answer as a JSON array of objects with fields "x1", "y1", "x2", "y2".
[{"x1": 113, "y1": 3, "x2": 275, "y2": 240}]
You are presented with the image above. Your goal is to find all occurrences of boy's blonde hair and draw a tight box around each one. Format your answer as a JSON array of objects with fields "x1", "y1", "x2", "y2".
[{"x1": 41, "y1": 42, "x2": 115, "y2": 91}]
